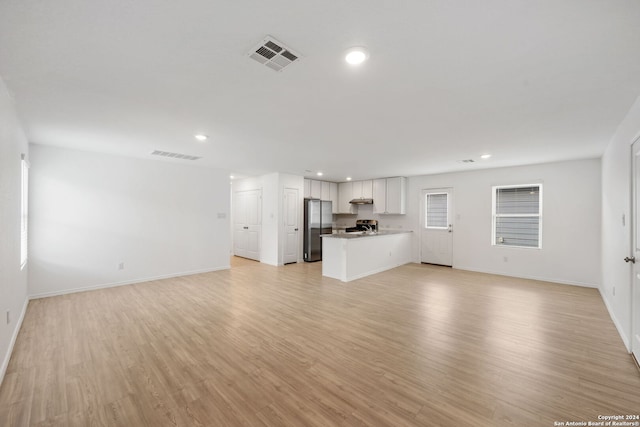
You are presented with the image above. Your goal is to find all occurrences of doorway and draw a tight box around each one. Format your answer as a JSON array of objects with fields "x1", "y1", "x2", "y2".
[
  {"x1": 630, "y1": 138, "x2": 640, "y2": 364},
  {"x1": 233, "y1": 189, "x2": 261, "y2": 261},
  {"x1": 421, "y1": 188, "x2": 453, "y2": 266}
]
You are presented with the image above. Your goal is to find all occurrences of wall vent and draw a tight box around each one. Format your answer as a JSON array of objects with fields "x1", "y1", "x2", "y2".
[
  {"x1": 248, "y1": 36, "x2": 301, "y2": 72},
  {"x1": 151, "y1": 150, "x2": 201, "y2": 161}
]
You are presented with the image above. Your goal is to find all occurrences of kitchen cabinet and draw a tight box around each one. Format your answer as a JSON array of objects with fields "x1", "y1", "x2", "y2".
[
  {"x1": 304, "y1": 179, "x2": 311, "y2": 198},
  {"x1": 372, "y1": 179, "x2": 387, "y2": 214},
  {"x1": 321, "y1": 181, "x2": 331, "y2": 201},
  {"x1": 338, "y1": 182, "x2": 355, "y2": 214},
  {"x1": 372, "y1": 177, "x2": 406, "y2": 214},
  {"x1": 310, "y1": 180, "x2": 322, "y2": 199},
  {"x1": 330, "y1": 182, "x2": 339, "y2": 214},
  {"x1": 350, "y1": 180, "x2": 373, "y2": 199},
  {"x1": 305, "y1": 179, "x2": 339, "y2": 213}
]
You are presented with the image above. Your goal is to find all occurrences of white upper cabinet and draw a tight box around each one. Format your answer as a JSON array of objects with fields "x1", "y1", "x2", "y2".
[
  {"x1": 362, "y1": 180, "x2": 373, "y2": 198},
  {"x1": 372, "y1": 177, "x2": 406, "y2": 214},
  {"x1": 338, "y1": 182, "x2": 355, "y2": 214},
  {"x1": 304, "y1": 179, "x2": 311, "y2": 198},
  {"x1": 350, "y1": 180, "x2": 373, "y2": 199},
  {"x1": 304, "y1": 179, "x2": 339, "y2": 213},
  {"x1": 321, "y1": 181, "x2": 331, "y2": 201},
  {"x1": 386, "y1": 177, "x2": 406, "y2": 214},
  {"x1": 310, "y1": 180, "x2": 322, "y2": 199},
  {"x1": 372, "y1": 179, "x2": 387, "y2": 214},
  {"x1": 330, "y1": 182, "x2": 339, "y2": 214}
]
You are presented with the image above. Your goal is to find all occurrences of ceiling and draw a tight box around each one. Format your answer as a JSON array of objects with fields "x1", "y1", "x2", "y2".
[{"x1": 1, "y1": 0, "x2": 640, "y2": 182}]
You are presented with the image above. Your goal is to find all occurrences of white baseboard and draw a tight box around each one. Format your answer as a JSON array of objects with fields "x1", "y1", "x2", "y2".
[
  {"x1": 598, "y1": 287, "x2": 631, "y2": 352},
  {"x1": 451, "y1": 264, "x2": 599, "y2": 288},
  {"x1": 28, "y1": 265, "x2": 231, "y2": 300},
  {"x1": 0, "y1": 296, "x2": 29, "y2": 387}
]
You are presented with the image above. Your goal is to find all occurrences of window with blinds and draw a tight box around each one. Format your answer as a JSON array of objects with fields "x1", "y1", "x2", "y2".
[
  {"x1": 492, "y1": 184, "x2": 542, "y2": 248},
  {"x1": 20, "y1": 155, "x2": 29, "y2": 269},
  {"x1": 426, "y1": 193, "x2": 448, "y2": 228}
]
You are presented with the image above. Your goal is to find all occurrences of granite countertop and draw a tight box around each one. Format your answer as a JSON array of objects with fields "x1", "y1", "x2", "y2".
[{"x1": 321, "y1": 230, "x2": 412, "y2": 239}]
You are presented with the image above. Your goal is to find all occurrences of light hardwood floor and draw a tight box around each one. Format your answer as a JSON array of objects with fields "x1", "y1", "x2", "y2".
[{"x1": 1, "y1": 258, "x2": 639, "y2": 426}]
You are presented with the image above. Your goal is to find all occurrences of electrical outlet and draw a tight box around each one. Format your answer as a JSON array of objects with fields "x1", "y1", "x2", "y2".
[
  {"x1": 118, "y1": 262, "x2": 125, "y2": 270},
  {"x1": 6, "y1": 310, "x2": 10, "y2": 325},
  {"x1": 503, "y1": 256, "x2": 508, "y2": 262}
]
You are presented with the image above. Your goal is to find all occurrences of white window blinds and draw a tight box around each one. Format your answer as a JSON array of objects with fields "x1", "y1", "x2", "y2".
[
  {"x1": 426, "y1": 193, "x2": 448, "y2": 228},
  {"x1": 493, "y1": 185, "x2": 541, "y2": 248}
]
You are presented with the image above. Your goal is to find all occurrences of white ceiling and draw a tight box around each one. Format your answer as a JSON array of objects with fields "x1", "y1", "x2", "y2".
[{"x1": 1, "y1": 0, "x2": 640, "y2": 182}]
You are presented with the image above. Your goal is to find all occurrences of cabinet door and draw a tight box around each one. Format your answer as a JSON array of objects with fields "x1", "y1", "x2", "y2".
[
  {"x1": 310, "y1": 180, "x2": 322, "y2": 199},
  {"x1": 321, "y1": 181, "x2": 331, "y2": 201},
  {"x1": 351, "y1": 181, "x2": 363, "y2": 199},
  {"x1": 372, "y1": 179, "x2": 387, "y2": 214},
  {"x1": 338, "y1": 182, "x2": 354, "y2": 213},
  {"x1": 330, "y1": 182, "x2": 339, "y2": 214},
  {"x1": 304, "y1": 179, "x2": 311, "y2": 198},
  {"x1": 386, "y1": 177, "x2": 406, "y2": 214},
  {"x1": 362, "y1": 180, "x2": 373, "y2": 199}
]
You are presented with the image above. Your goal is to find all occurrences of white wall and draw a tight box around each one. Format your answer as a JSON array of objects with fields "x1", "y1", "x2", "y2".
[
  {"x1": 342, "y1": 159, "x2": 601, "y2": 287},
  {"x1": 28, "y1": 145, "x2": 231, "y2": 298},
  {"x1": 232, "y1": 172, "x2": 304, "y2": 266},
  {"x1": 0, "y1": 78, "x2": 29, "y2": 385},
  {"x1": 601, "y1": 94, "x2": 640, "y2": 351}
]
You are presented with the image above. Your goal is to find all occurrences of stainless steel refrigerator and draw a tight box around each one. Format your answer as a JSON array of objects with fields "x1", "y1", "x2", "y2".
[{"x1": 303, "y1": 199, "x2": 333, "y2": 262}]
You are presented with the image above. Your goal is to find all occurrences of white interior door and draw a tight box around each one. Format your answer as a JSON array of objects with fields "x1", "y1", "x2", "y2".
[
  {"x1": 421, "y1": 188, "x2": 453, "y2": 266},
  {"x1": 233, "y1": 191, "x2": 248, "y2": 258},
  {"x1": 234, "y1": 189, "x2": 261, "y2": 261},
  {"x1": 283, "y1": 188, "x2": 299, "y2": 264},
  {"x1": 631, "y1": 138, "x2": 640, "y2": 363}
]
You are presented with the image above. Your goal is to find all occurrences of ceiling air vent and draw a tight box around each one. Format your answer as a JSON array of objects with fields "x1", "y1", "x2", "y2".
[
  {"x1": 458, "y1": 159, "x2": 475, "y2": 163},
  {"x1": 248, "y1": 36, "x2": 301, "y2": 72},
  {"x1": 151, "y1": 150, "x2": 201, "y2": 161}
]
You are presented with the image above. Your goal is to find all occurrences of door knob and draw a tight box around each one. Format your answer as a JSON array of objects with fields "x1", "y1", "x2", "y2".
[{"x1": 624, "y1": 256, "x2": 636, "y2": 263}]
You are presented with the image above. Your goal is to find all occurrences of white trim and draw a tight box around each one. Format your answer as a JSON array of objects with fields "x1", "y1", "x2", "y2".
[
  {"x1": 452, "y1": 263, "x2": 599, "y2": 288},
  {"x1": 600, "y1": 288, "x2": 631, "y2": 352},
  {"x1": 0, "y1": 297, "x2": 29, "y2": 387},
  {"x1": 28, "y1": 266, "x2": 230, "y2": 299}
]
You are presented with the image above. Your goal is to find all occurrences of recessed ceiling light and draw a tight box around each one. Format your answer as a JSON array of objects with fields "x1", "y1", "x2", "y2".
[
  {"x1": 317, "y1": 172, "x2": 323, "y2": 176},
  {"x1": 194, "y1": 134, "x2": 208, "y2": 141},
  {"x1": 345, "y1": 47, "x2": 369, "y2": 65},
  {"x1": 346, "y1": 177, "x2": 352, "y2": 181},
  {"x1": 229, "y1": 175, "x2": 234, "y2": 179},
  {"x1": 480, "y1": 154, "x2": 492, "y2": 159}
]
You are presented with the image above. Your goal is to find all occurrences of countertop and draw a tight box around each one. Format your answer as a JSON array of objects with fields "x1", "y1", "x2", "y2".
[{"x1": 321, "y1": 230, "x2": 412, "y2": 239}]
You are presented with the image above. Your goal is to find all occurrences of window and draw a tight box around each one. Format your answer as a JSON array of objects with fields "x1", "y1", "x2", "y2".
[
  {"x1": 425, "y1": 192, "x2": 448, "y2": 228},
  {"x1": 492, "y1": 184, "x2": 542, "y2": 248},
  {"x1": 20, "y1": 154, "x2": 29, "y2": 269}
]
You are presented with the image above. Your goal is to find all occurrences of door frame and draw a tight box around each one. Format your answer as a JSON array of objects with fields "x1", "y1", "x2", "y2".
[
  {"x1": 282, "y1": 187, "x2": 299, "y2": 265},
  {"x1": 420, "y1": 187, "x2": 454, "y2": 266},
  {"x1": 630, "y1": 136, "x2": 640, "y2": 362},
  {"x1": 232, "y1": 188, "x2": 262, "y2": 261}
]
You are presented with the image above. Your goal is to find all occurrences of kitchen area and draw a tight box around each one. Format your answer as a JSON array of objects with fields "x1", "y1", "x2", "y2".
[{"x1": 303, "y1": 177, "x2": 413, "y2": 282}]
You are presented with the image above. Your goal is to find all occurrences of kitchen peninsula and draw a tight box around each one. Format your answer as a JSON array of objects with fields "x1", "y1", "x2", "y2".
[{"x1": 321, "y1": 231, "x2": 412, "y2": 282}]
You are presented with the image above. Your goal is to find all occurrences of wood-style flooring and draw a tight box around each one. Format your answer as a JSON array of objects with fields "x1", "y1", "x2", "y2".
[{"x1": 1, "y1": 258, "x2": 639, "y2": 426}]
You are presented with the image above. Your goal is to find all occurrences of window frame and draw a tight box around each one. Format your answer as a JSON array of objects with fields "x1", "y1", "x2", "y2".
[
  {"x1": 491, "y1": 183, "x2": 543, "y2": 249},
  {"x1": 425, "y1": 191, "x2": 449, "y2": 230}
]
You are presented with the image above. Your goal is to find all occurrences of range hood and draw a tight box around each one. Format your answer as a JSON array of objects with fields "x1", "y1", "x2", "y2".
[{"x1": 349, "y1": 198, "x2": 374, "y2": 205}]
